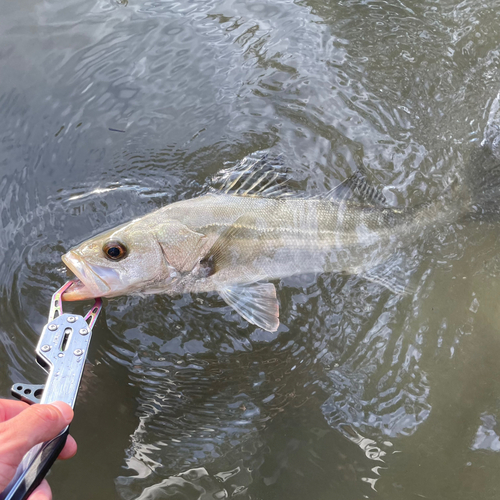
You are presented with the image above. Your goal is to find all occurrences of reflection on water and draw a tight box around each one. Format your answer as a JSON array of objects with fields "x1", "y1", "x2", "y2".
[{"x1": 2, "y1": 0, "x2": 500, "y2": 498}]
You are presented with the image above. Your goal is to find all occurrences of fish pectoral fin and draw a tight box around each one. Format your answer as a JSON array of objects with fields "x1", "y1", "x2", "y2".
[
  {"x1": 211, "y1": 151, "x2": 292, "y2": 198},
  {"x1": 325, "y1": 171, "x2": 387, "y2": 206},
  {"x1": 219, "y1": 282, "x2": 280, "y2": 332},
  {"x1": 202, "y1": 213, "x2": 259, "y2": 273},
  {"x1": 359, "y1": 253, "x2": 415, "y2": 295}
]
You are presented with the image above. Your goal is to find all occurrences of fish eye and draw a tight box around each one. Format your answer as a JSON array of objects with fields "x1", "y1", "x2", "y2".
[{"x1": 103, "y1": 241, "x2": 128, "y2": 261}]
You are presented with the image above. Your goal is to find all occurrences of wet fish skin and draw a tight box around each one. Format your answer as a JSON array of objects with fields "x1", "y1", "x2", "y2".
[
  {"x1": 61, "y1": 96, "x2": 500, "y2": 331},
  {"x1": 61, "y1": 163, "x2": 465, "y2": 332},
  {"x1": 171, "y1": 197, "x2": 428, "y2": 292}
]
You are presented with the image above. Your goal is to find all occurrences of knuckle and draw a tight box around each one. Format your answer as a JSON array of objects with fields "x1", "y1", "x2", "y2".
[{"x1": 30, "y1": 405, "x2": 60, "y2": 424}]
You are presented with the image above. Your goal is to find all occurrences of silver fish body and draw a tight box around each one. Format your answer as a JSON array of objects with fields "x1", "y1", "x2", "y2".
[
  {"x1": 62, "y1": 156, "x2": 467, "y2": 332},
  {"x1": 156, "y1": 194, "x2": 448, "y2": 293}
]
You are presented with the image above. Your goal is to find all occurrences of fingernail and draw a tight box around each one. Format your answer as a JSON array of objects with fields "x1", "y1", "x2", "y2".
[{"x1": 50, "y1": 401, "x2": 74, "y2": 424}]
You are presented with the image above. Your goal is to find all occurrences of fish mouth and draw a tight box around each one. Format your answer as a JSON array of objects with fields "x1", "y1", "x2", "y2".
[{"x1": 62, "y1": 251, "x2": 111, "y2": 301}]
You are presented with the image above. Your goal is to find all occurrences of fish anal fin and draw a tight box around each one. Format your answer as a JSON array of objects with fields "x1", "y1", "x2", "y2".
[
  {"x1": 219, "y1": 282, "x2": 279, "y2": 332},
  {"x1": 211, "y1": 151, "x2": 291, "y2": 198},
  {"x1": 359, "y1": 253, "x2": 415, "y2": 295}
]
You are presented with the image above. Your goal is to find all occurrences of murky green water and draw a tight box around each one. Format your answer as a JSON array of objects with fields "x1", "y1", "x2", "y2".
[{"x1": 2, "y1": 0, "x2": 500, "y2": 498}]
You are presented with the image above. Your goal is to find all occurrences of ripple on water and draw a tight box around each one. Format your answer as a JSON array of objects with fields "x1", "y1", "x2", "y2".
[{"x1": 2, "y1": 0, "x2": 500, "y2": 498}]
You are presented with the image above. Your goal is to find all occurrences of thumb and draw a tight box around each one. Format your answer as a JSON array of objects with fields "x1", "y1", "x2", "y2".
[{"x1": 0, "y1": 402, "x2": 73, "y2": 469}]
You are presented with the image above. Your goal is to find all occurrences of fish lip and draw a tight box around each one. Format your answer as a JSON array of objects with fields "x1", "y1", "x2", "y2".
[{"x1": 62, "y1": 250, "x2": 111, "y2": 299}]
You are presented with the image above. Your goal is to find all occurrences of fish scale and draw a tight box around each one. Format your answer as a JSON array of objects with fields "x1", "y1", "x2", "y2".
[{"x1": 61, "y1": 153, "x2": 479, "y2": 331}]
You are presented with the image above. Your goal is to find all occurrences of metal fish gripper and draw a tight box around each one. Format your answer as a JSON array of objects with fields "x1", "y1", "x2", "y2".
[{"x1": 0, "y1": 282, "x2": 102, "y2": 500}]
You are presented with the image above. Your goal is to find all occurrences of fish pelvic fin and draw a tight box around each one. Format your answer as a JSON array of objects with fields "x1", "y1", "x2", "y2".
[
  {"x1": 219, "y1": 282, "x2": 280, "y2": 332},
  {"x1": 211, "y1": 151, "x2": 292, "y2": 198}
]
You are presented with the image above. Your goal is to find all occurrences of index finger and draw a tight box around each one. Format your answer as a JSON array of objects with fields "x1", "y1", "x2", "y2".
[{"x1": 0, "y1": 399, "x2": 30, "y2": 422}]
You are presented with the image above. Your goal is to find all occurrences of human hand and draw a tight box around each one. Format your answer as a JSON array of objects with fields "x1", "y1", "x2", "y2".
[{"x1": 0, "y1": 399, "x2": 77, "y2": 500}]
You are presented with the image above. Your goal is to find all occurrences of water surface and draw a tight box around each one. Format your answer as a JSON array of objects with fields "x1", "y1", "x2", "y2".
[{"x1": 1, "y1": 0, "x2": 500, "y2": 498}]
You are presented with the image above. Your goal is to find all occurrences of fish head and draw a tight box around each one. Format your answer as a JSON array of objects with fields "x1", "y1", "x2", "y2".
[{"x1": 62, "y1": 220, "x2": 176, "y2": 301}]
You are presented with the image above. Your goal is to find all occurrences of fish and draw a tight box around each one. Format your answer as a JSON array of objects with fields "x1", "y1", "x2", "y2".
[{"x1": 61, "y1": 150, "x2": 500, "y2": 332}]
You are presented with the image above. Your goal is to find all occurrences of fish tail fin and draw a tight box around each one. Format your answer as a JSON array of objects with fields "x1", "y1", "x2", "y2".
[
  {"x1": 465, "y1": 92, "x2": 500, "y2": 216},
  {"x1": 482, "y1": 91, "x2": 500, "y2": 161},
  {"x1": 467, "y1": 147, "x2": 500, "y2": 216}
]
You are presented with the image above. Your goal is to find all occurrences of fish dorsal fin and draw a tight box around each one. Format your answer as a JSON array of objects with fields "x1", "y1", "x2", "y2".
[
  {"x1": 211, "y1": 152, "x2": 291, "y2": 198},
  {"x1": 325, "y1": 171, "x2": 387, "y2": 206},
  {"x1": 219, "y1": 282, "x2": 279, "y2": 332},
  {"x1": 157, "y1": 220, "x2": 206, "y2": 272}
]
